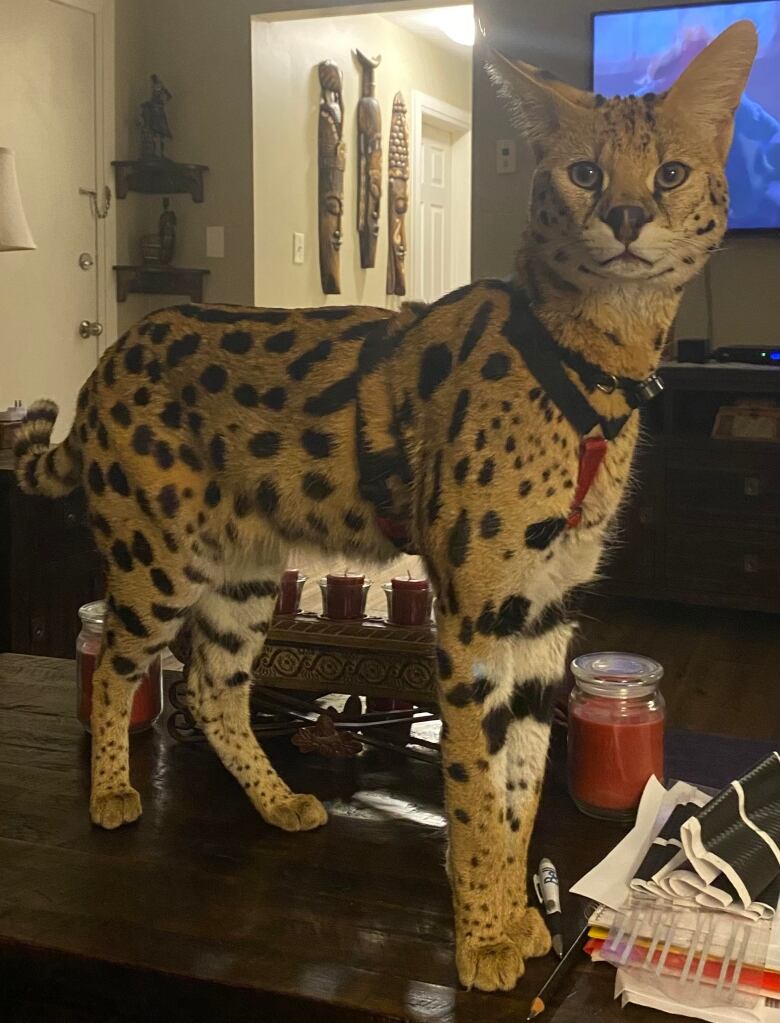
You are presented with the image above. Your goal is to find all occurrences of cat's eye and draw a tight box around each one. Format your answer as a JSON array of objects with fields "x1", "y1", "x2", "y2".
[
  {"x1": 655, "y1": 161, "x2": 690, "y2": 190},
  {"x1": 568, "y1": 161, "x2": 603, "y2": 191}
]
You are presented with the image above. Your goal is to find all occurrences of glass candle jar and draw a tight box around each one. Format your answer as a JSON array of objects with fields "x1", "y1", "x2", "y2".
[
  {"x1": 275, "y1": 569, "x2": 306, "y2": 616},
  {"x1": 318, "y1": 574, "x2": 370, "y2": 620},
  {"x1": 382, "y1": 576, "x2": 433, "y2": 626},
  {"x1": 76, "y1": 600, "x2": 163, "y2": 733},
  {"x1": 568, "y1": 651, "x2": 665, "y2": 823}
]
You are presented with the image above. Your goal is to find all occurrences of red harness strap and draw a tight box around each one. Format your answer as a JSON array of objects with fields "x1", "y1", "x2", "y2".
[{"x1": 566, "y1": 436, "x2": 608, "y2": 529}]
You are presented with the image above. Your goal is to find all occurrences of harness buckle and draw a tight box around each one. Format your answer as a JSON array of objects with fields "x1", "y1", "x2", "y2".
[{"x1": 596, "y1": 374, "x2": 617, "y2": 395}]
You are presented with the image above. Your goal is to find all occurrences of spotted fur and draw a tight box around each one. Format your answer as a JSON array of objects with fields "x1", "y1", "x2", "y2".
[{"x1": 14, "y1": 22, "x2": 756, "y2": 993}]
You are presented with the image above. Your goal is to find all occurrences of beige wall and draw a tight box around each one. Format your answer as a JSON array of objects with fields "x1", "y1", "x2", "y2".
[
  {"x1": 252, "y1": 13, "x2": 470, "y2": 308},
  {"x1": 472, "y1": 0, "x2": 780, "y2": 346},
  {"x1": 114, "y1": 0, "x2": 469, "y2": 331}
]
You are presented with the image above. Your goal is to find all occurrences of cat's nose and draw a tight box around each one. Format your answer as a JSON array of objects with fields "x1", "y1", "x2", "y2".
[{"x1": 602, "y1": 205, "x2": 652, "y2": 244}]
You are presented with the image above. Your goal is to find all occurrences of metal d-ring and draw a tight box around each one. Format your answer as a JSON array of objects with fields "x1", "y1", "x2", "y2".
[{"x1": 596, "y1": 374, "x2": 618, "y2": 394}]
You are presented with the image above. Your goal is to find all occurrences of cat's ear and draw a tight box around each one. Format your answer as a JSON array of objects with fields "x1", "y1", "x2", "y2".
[
  {"x1": 487, "y1": 50, "x2": 593, "y2": 156},
  {"x1": 663, "y1": 20, "x2": 758, "y2": 162}
]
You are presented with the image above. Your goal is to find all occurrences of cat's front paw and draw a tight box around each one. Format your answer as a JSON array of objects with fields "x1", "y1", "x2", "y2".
[
  {"x1": 263, "y1": 792, "x2": 328, "y2": 832},
  {"x1": 507, "y1": 906, "x2": 552, "y2": 959},
  {"x1": 90, "y1": 786, "x2": 142, "y2": 829},
  {"x1": 456, "y1": 936, "x2": 525, "y2": 991}
]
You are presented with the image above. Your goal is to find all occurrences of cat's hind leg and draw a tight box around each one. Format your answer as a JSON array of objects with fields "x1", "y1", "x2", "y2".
[{"x1": 186, "y1": 559, "x2": 327, "y2": 832}]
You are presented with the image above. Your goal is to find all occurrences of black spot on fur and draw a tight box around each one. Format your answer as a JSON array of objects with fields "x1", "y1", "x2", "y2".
[
  {"x1": 131, "y1": 531, "x2": 153, "y2": 565},
  {"x1": 110, "y1": 402, "x2": 131, "y2": 427},
  {"x1": 219, "y1": 579, "x2": 279, "y2": 601},
  {"x1": 234, "y1": 384, "x2": 259, "y2": 407},
  {"x1": 233, "y1": 492, "x2": 252, "y2": 518},
  {"x1": 303, "y1": 374, "x2": 357, "y2": 416},
  {"x1": 87, "y1": 462, "x2": 105, "y2": 495},
  {"x1": 427, "y1": 451, "x2": 443, "y2": 524},
  {"x1": 157, "y1": 484, "x2": 179, "y2": 518},
  {"x1": 135, "y1": 488, "x2": 154, "y2": 519},
  {"x1": 304, "y1": 306, "x2": 353, "y2": 321},
  {"x1": 494, "y1": 595, "x2": 531, "y2": 637},
  {"x1": 454, "y1": 808, "x2": 471, "y2": 824},
  {"x1": 436, "y1": 647, "x2": 453, "y2": 680},
  {"x1": 459, "y1": 616, "x2": 474, "y2": 646},
  {"x1": 696, "y1": 219, "x2": 716, "y2": 235},
  {"x1": 226, "y1": 671, "x2": 250, "y2": 687},
  {"x1": 345, "y1": 510, "x2": 364, "y2": 531},
  {"x1": 200, "y1": 364, "x2": 228, "y2": 393},
  {"x1": 303, "y1": 471, "x2": 334, "y2": 500},
  {"x1": 265, "y1": 329, "x2": 297, "y2": 354},
  {"x1": 454, "y1": 457, "x2": 470, "y2": 484},
  {"x1": 160, "y1": 402, "x2": 182, "y2": 429},
  {"x1": 132, "y1": 425, "x2": 153, "y2": 456},
  {"x1": 475, "y1": 430, "x2": 487, "y2": 451},
  {"x1": 288, "y1": 339, "x2": 332, "y2": 380},
  {"x1": 209, "y1": 434, "x2": 226, "y2": 470},
  {"x1": 114, "y1": 603, "x2": 148, "y2": 638},
  {"x1": 481, "y1": 352, "x2": 511, "y2": 381},
  {"x1": 302, "y1": 429, "x2": 334, "y2": 458},
  {"x1": 418, "y1": 343, "x2": 452, "y2": 399},
  {"x1": 151, "y1": 567, "x2": 175, "y2": 595},
  {"x1": 154, "y1": 441, "x2": 174, "y2": 470},
  {"x1": 111, "y1": 540, "x2": 133, "y2": 572},
  {"x1": 124, "y1": 345, "x2": 145, "y2": 373},
  {"x1": 525, "y1": 517, "x2": 566, "y2": 550},
  {"x1": 260, "y1": 387, "x2": 287, "y2": 410},
  {"x1": 482, "y1": 706, "x2": 513, "y2": 755},
  {"x1": 91, "y1": 513, "x2": 112, "y2": 538},
  {"x1": 480, "y1": 510, "x2": 501, "y2": 539},
  {"x1": 448, "y1": 389, "x2": 470, "y2": 443},
  {"x1": 447, "y1": 509, "x2": 470, "y2": 567},
  {"x1": 519, "y1": 479, "x2": 533, "y2": 498},
  {"x1": 179, "y1": 445, "x2": 202, "y2": 471},
  {"x1": 167, "y1": 333, "x2": 200, "y2": 367},
  {"x1": 133, "y1": 387, "x2": 150, "y2": 406},
  {"x1": 112, "y1": 655, "x2": 136, "y2": 676},
  {"x1": 447, "y1": 763, "x2": 469, "y2": 782},
  {"x1": 197, "y1": 616, "x2": 244, "y2": 653},
  {"x1": 221, "y1": 331, "x2": 253, "y2": 355},
  {"x1": 256, "y1": 478, "x2": 279, "y2": 515},
  {"x1": 146, "y1": 359, "x2": 162, "y2": 384},
  {"x1": 204, "y1": 481, "x2": 221, "y2": 507},
  {"x1": 249, "y1": 432, "x2": 281, "y2": 459},
  {"x1": 477, "y1": 459, "x2": 495, "y2": 486},
  {"x1": 510, "y1": 678, "x2": 556, "y2": 724},
  {"x1": 458, "y1": 301, "x2": 493, "y2": 363},
  {"x1": 107, "y1": 462, "x2": 130, "y2": 497}
]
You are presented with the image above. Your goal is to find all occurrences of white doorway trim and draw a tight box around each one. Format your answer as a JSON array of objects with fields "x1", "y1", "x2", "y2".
[
  {"x1": 409, "y1": 90, "x2": 471, "y2": 302},
  {"x1": 52, "y1": 0, "x2": 117, "y2": 352}
]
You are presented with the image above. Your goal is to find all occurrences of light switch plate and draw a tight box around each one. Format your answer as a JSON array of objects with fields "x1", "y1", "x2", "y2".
[
  {"x1": 496, "y1": 139, "x2": 517, "y2": 175},
  {"x1": 293, "y1": 232, "x2": 305, "y2": 264},
  {"x1": 206, "y1": 226, "x2": 224, "y2": 258}
]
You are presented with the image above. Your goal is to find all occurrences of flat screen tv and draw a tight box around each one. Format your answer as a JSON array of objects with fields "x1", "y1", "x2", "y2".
[{"x1": 592, "y1": 1, "x2": 780, "y2": 231}]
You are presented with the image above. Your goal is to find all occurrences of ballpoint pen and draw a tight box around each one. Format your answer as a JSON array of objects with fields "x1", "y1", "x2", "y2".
[{"x1": 534, "y1": 857, "x2": 564, "y2": 958}]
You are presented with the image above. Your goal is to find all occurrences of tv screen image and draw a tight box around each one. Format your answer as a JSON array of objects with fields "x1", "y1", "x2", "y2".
[{"x1": 593, "y1": 2, "x2": 780, "y2": 231}]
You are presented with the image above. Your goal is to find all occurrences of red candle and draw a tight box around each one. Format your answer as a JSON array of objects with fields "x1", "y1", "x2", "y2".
[
  {"x1": 387, "y1": 575, "x2": 431, "y2": 626},
  {"x1": 77, "y1": 649, "x2": 162, "y2": 733},
  {"x1": 322, "y1": 573, "x2": 366, "y2": 620},
  {"x1": 276, "y1": 569, "x2": 303, "y2": 615},
  {"x1": 568, "y1": 697, "x2": 665, "y2": 814}
]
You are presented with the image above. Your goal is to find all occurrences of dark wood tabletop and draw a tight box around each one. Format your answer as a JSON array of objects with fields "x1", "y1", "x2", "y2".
[{"x1": 0, "y1": 652, "x2": 775, "y2": 1023}]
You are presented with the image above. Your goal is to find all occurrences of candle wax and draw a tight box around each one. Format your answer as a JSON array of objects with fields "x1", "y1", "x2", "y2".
[
  {"x1": 568, "y1": 696, "x2": 664, "y2": 812},
  {"x1": 277, "y1": 569, "x2": 301, "y2": 615}
]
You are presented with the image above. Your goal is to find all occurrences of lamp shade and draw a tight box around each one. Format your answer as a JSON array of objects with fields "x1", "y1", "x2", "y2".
[{"x1": 0, "y1": 147, "x2": 35, "y2": 251}]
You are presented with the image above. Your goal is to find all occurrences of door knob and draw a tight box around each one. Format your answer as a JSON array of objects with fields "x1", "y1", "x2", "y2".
[{"x1": 79, "y1": 320, "x2": 103, "y2": 338}]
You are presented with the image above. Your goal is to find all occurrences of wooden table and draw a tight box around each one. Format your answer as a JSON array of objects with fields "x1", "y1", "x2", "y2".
[{"x1": 0, "y1": 653, "x2": 774, "y2": 1022}]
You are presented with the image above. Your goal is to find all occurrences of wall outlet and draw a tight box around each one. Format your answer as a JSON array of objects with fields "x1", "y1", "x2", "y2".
[
  {"x1": 293, "y1": 232, "x2": 305, "y2": 264},
  {"x1": 496, "y1": 139, "x2": 517, "y2": 175},
  {"x1": 206, "y1": 226, "x2": 224, "y2": 258}
]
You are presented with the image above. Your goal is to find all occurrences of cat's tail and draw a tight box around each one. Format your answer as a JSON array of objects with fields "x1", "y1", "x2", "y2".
[{"x1": 14, "y1": 398, "x2": 83, "y2": 498}]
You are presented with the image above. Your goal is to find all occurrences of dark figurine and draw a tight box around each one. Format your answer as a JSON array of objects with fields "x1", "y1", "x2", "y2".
[
  {"x1": 386, "y1": 92, "x2": 409, "y2": 296},
  {"x1": 139, "y1": 74, "x2": 173, "y2": 160},
  {"x1": 317, "y1": 61, "x2": 345, "y2": 295},
  {"x1": 158, "y1": 197, "x2": 177, "y2": 265},
  {"x1": 355, "y1": 50, "x2": 382, "y2": 269}
]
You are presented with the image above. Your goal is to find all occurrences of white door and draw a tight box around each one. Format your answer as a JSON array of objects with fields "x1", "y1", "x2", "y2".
[
  {"x1": 418, "y1": 122, "x2": 454, "y2": 303},
  {"x1": 0, "y1": 0, "x2": 112, "y2": 440}
]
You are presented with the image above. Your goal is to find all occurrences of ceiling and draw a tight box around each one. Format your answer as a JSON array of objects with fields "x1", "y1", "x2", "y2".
[{"x1": 381, "y1": 5, "x2": 475, "y2": 58}]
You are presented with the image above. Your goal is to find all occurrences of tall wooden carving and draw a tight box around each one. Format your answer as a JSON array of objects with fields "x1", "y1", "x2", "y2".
[
  {"x1": 355, "y1": 50, "x2": 382, "y2": 269},
  {"x1": 386, "y1": 92, "x2": 409, "y2": 297},
  {"x1": 317, "y1": 61, "x2": 345, "y2": 295}
]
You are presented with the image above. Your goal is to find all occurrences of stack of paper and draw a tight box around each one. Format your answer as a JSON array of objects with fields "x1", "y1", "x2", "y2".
[{"x1": 571, "y1": 756, "x2": 780, "y2": 1023}]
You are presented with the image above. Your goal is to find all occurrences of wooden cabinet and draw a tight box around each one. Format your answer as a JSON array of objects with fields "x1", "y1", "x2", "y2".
[
  {"x1": 603, "y1": 364, "x2": 780, "y2": 613},
  {"x1": 0, "y1": 455, "x2": 104, "y2": 657}
]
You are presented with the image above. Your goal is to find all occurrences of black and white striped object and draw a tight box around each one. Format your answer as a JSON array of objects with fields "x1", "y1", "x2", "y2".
[
  {"x1": 681, "y1": 752, "x2": 780, "y2": 913},
  {"x1": 630, "y1": 802, "x2": 700, "y2": 896}
]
